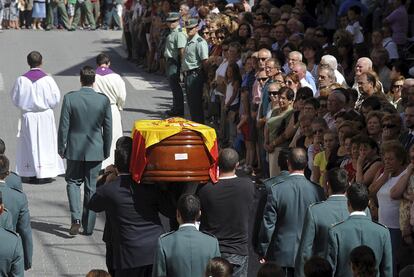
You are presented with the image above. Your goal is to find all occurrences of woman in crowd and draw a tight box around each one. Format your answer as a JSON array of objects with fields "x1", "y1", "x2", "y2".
[
  {"x1": 381, "y1": 113, "x2": 402, "y2": 142},
  {"x1": 285, "y1": 72, "x2": 301, "y2": 95},
  {"x1": 341, "y1": 134, "x2": 360, "y2": 183},
  {"x1": 370, "y1": 141, "x2": 406, "y2": 273},
  {"x1": 312, "y1": 130, "x2": 338, "y2": 187},
  {"x1": 301, "y1": 39, "x2": 321, "y2": 81},
  {"x1": 391, "y1": 144, "x2": 414, "y2": 245},
  {"x1": 265, "y1": 87, "x2": 294, "y2": 177},
  {"x1": 387, "y1": 76, "x2": 405, "y2": 108},
  {"x1": 355, "y1": 136, "x2": 383, "y2": 187},
  {"x1": 366, "y1": 111, "x2": 383, "y2": 145}
]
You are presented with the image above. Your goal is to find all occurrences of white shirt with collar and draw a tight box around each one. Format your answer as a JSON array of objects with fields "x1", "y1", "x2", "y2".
[{"x1": 349, "y1": 211, "x2": 366, "y2": 216}]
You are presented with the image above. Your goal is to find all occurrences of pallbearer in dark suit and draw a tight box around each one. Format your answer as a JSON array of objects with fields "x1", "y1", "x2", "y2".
[
  {"x1": 89, "y1": 137, "x2": 169, "y2": 277},
  {"x1": 326, "y1": 183, "x2": 393, "y2": 277},
  {"x1": 58, "y1": 66, "x2": 112, "y2": 236},
  {"x1": 152, "y1": 194, "x2": 221, "y2": 277}
]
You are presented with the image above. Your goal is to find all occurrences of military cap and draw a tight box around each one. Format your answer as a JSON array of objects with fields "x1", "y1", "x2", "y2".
[
  {"x1": 185, "y1": 18, "x2": 199, "y2": 29},
  {"x1": 166, "y1": 12, "x2": 180, "y2": 22}
]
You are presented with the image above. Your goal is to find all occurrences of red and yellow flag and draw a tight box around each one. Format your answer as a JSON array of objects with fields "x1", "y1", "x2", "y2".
[{"x1": 130, "y1": 117, "x2": 218, "y2": 183}]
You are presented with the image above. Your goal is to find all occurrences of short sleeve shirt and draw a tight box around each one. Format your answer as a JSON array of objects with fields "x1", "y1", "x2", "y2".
[
  {"x1": 182, "y1": 34, "x2": 208, "y2": 72},
  {"x1": 164, "y1": 26, "x2": 187, "y2": 60}
]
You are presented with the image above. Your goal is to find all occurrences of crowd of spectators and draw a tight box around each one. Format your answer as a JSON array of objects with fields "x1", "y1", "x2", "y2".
[{"x1": 120, "y1": 0, "x2": 414, "y2": 276}]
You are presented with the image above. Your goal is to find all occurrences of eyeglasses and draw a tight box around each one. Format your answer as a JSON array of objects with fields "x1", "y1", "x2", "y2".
[
  {"x1": 286, "y1": 80, "x2": 293, "y2": 85},
  {"x1": 202, "y1": 32, "x2": 209, "y2": 35},
  {"x1": 383, "y1": 124, "x2": 397, "y2": 129},
  {"x1": 313, "y1": 129, "x2": 324, "y2": 134},
  {"x1": 258, "y1": 57, "x2": 268, "y2": 61},
  {"x1": 217, "y1": 36, "x2": 225, "y2": 40},
  {"x1": 392, "y1": 85, "x2": 403, "y2": 89},
  {"x1": 257, "y1": 77, "x2": 268, "y2": 82},
  {"x1": 268, "y1": 90, "x2": 279, "y2": 96}
]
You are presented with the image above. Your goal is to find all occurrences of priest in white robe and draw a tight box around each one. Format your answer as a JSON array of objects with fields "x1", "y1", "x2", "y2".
[
  {"x1": 10, "y1": 51, "x2": 65, "y2": 180},
  {"x1": 94, "y1": 53, "x2": 126, "y2": 168}
]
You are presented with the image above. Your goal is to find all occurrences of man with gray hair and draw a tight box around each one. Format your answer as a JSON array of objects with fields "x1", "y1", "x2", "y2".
[
  {"x1": 318, "y1": 66, "x2": 336, "y2": 92},
  {"x1": 323, "y1": 89, "x2": 347, "y2": 130},
  {"x1": 293, "y1": 62, "x2": 317, "y2": 96},
  {"x1": 320, "y1": 55, "x2": 347, "y2": 87},
  {"x1": 285, "y1": 51, "x2": 317, "y2": 93}
]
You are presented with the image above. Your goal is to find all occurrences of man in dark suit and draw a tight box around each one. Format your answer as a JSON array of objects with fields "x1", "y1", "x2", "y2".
[
  {"x1": 295, "y1": 168, "x2": 370, "y2": 277},
  {"x1": 58, "y1": 66, "x2": 112, "y2": 236},
  {"x1": 0, "y1": 155, "x2": 32, "y2": 271},
  {"x1": 197, "y1": 148, "x2": 255, "y2": 277},
  {"x1": 89, "y1": 136, "x2": 170, "y2": 277},
  {"x1": 152, "y1": 194, "x2": 221, "y2": 277},
  {"x1": 258, "y1": 148, "x2": 325, "y2": 277},
  {"x1": 400, "y1": 102, "x2": 414, "y2": 151},
  {"x1": 326, "y1": 183, "x2": 393, "y2": 277}
]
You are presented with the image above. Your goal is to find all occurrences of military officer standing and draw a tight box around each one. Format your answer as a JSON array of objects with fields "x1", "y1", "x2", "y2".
[
  {"x1": 0, "y1": 155, "x2": 32, "y2": 271},
  {"x1": 181, "y1": 18, "x2": 209, "y2": 124},
  {"x1": 0, "y1": 192, "x2": 24, "y2": 277},
  {"x1": 45, "y1": 0, "x2": 71, "y2": 30},
  {"x1": 70, "y1": 0, "x2": 96, "y2": 30},
  {"x1": 164, "y1": 12, "x2": 187, "y2": 117}
]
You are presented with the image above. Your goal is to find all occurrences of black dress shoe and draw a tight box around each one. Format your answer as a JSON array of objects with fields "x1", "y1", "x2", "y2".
[
  {"x1": 82, "y1": 231, "x2": 93, "y2": 236},
  {"x1": 69, "y1": 220, "x2": 81, "y2": 236}
]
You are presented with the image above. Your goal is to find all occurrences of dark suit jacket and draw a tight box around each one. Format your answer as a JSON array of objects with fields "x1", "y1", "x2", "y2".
[
  {"x1": 152, "y1": 225, "x2": 221, "y2": 277},
  {"x1": 326, "y1": 214, "x2": 393, "y2": 277},
  {"x1": 88, "y1": 175, "x2": 166, "y2": 269},
  {"x1": 259, "y1": 173, "x2": 325, "y2": 267},
  {"x1": 399, "y1": 130, "x2": 414, "y2": 151},
  {"x1": 58, "y1": 87, "x2": 112, "y2": 161}
]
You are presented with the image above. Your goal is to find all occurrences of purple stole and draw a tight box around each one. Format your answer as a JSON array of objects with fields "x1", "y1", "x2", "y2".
[
  {"x1": 23, "y1": 69, "x2": 47, "y2": 83},
  {"x1": 96, "y1": 66, "x2": 114, "y2": 76}
]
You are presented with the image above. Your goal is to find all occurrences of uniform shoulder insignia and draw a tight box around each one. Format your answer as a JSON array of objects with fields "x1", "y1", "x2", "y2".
[
  {"x1": 197, "y1": 37, "x2": 203, "y2": 43},
  {"x1": 160, "y1": 231, "x2": 175, "y2": 238},
  {"x1": 3, "y1": 228, "x2": 19, "y2": 237},
  {"x1": 330, "y1": 220, "x2": 345, "y2": 228},
  {"x1": 10, "y1": 187, "x2": 23, "y2": 193},
  {"x1": 200, "y1": 230, "x2": 217, "y2": 238},
  {"x1": 373, "y1": 221, "x2": 388, "y2": 229},
  {"x1": 309, "y1": 201, "x2": 325, "y2": 207}
]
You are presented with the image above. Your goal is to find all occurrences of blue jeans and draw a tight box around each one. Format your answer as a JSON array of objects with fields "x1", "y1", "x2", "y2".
[{"x1": 221, "y1": 253, "x2": 248, "y2": 277}]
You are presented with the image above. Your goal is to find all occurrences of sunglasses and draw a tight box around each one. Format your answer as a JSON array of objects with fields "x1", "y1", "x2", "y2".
[
  {"x1": 202, "y1": 32, "x2": 209, "y2": 35},
  {"x1": 257, "y1": 77, "x2": 268, "y2": 82},
  {"x1": 268, "y1": 90, "x2": 279, "y2": 96},
  {"x1": 383, "y1": 124, "x2": 397, "y2": 129},
  {"x1": 392, "y1": 85, "x2": 403, "y2": 89},
  {"x1": 258, "y1": 57, "x2": 268, "y2": 61},
  {"x1": 217, "y1": 36, "x2": 225, "y2": 40},
  {"x1": 286, "y1": 80, "x2": 293, "y2": 85},
  {"x1": 313, "y1": 129, "x2": 324, "y2": 134}
]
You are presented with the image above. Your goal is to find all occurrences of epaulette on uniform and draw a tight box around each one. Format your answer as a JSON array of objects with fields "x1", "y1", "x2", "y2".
[
  {"x1": 330, "y1": 220, "x2": 346, "y2": 228},
  {"x1": 160, "y1": 230, "x2": 175, "y2": 238},
  {"x1": 10, "y1": 186, "x2": 23, "y2": 193},
  {"x1": 200, "y1": 230, "x2": 217, "y2": 238},
  {"x1": 197, "y1": 37, "x2": 203, "y2": 43},
  {"x1": 373, "y1": 221, "x2": 388, "y2": 229},
  {"x1": 3, "y1": 228, "x2": 19, "y2": 237},
  {"x1": 309, "y1": 201, "x2": 325, "y2": 208}
]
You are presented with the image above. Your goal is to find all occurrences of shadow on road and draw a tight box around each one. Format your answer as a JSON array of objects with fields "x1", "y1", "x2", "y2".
[{"x1": 31, "y1": 220, "x2": 74, "y2": 239}]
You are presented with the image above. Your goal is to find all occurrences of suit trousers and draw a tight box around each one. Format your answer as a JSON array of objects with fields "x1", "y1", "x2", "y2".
[
  {"x1": 72, "y1": 0, "x2": 96, "y2": 29},
  {"x1": 115, "y1": 264, "x2": 152, "y2": 277},
  {"x1": 66, "y1": 160, "x2": 101, "y2": 233},
  {"x1": 185, "y1": 69, "x2": 204, "y2": 124},
  {"x1": 166, "y1": 58, "x2": 184, "y2": 115}
]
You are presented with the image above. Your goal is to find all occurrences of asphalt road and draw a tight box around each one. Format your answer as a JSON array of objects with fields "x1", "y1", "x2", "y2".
[{"x1": 0, "y1": 29, "x2": 261, "y2": 276}]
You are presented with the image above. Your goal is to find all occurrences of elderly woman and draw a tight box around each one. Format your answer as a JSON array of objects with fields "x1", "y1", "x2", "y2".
[
  {"x1": 391, "y1": 144, "x2": 414, "y2": 245},
  {"x1": 381, "y1": 113, "x2": 402, "y2": 142},
  {"x1": 370, "y1": 141, "x2": 407, "y2": 272},
  {"x1": 265, "y1": 87, "x2": 295, "y2": 177}
]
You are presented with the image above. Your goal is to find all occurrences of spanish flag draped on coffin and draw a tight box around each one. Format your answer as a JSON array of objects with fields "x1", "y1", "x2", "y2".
[{"x1": 130, "y1": 117, "x2": 219, "y2": 184}]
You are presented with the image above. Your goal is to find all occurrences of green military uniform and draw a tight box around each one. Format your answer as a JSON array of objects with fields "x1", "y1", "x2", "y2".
[
  {"x1": 152, "y1": 225, "x2": 221, "y2": 277},
  {"x1": 71, "y1": 0, "x2": 96, "y2": 30},
  {"x1": 5, "y1": 172, "x2": 23, "y2": 191},
  {"x1": 46, "y1": 0, "x2": 70, "y2": 30},
  {"x1": 0, "y1": 227, "x2": 24, "y2": 277},
  {"x1": 58, "y1": 87, "x2": 112, "y2": 234},
  {"x1": 0, "y1": 209, "x2": 14, "y2": 230},
  {"x1": 0, "y1": 182, "x2": 32, "y2": 270},
  {"x1": 182, "y1": 19, "x2": 209, "y2": 124},
  {"x1": 326, "y1": 213, "x2": 393, "y2": 277},
  {"x1": 263, "y1": 170, "x2": 289, "y2": 192},
  {"x1": 164, "y1": 12, "x2": 187, "y2": 116}
]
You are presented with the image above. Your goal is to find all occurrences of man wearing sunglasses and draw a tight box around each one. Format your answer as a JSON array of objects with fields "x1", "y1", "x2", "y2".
[{"x1": 182, "y1": 18, "x2": 209, "y2": 124}]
